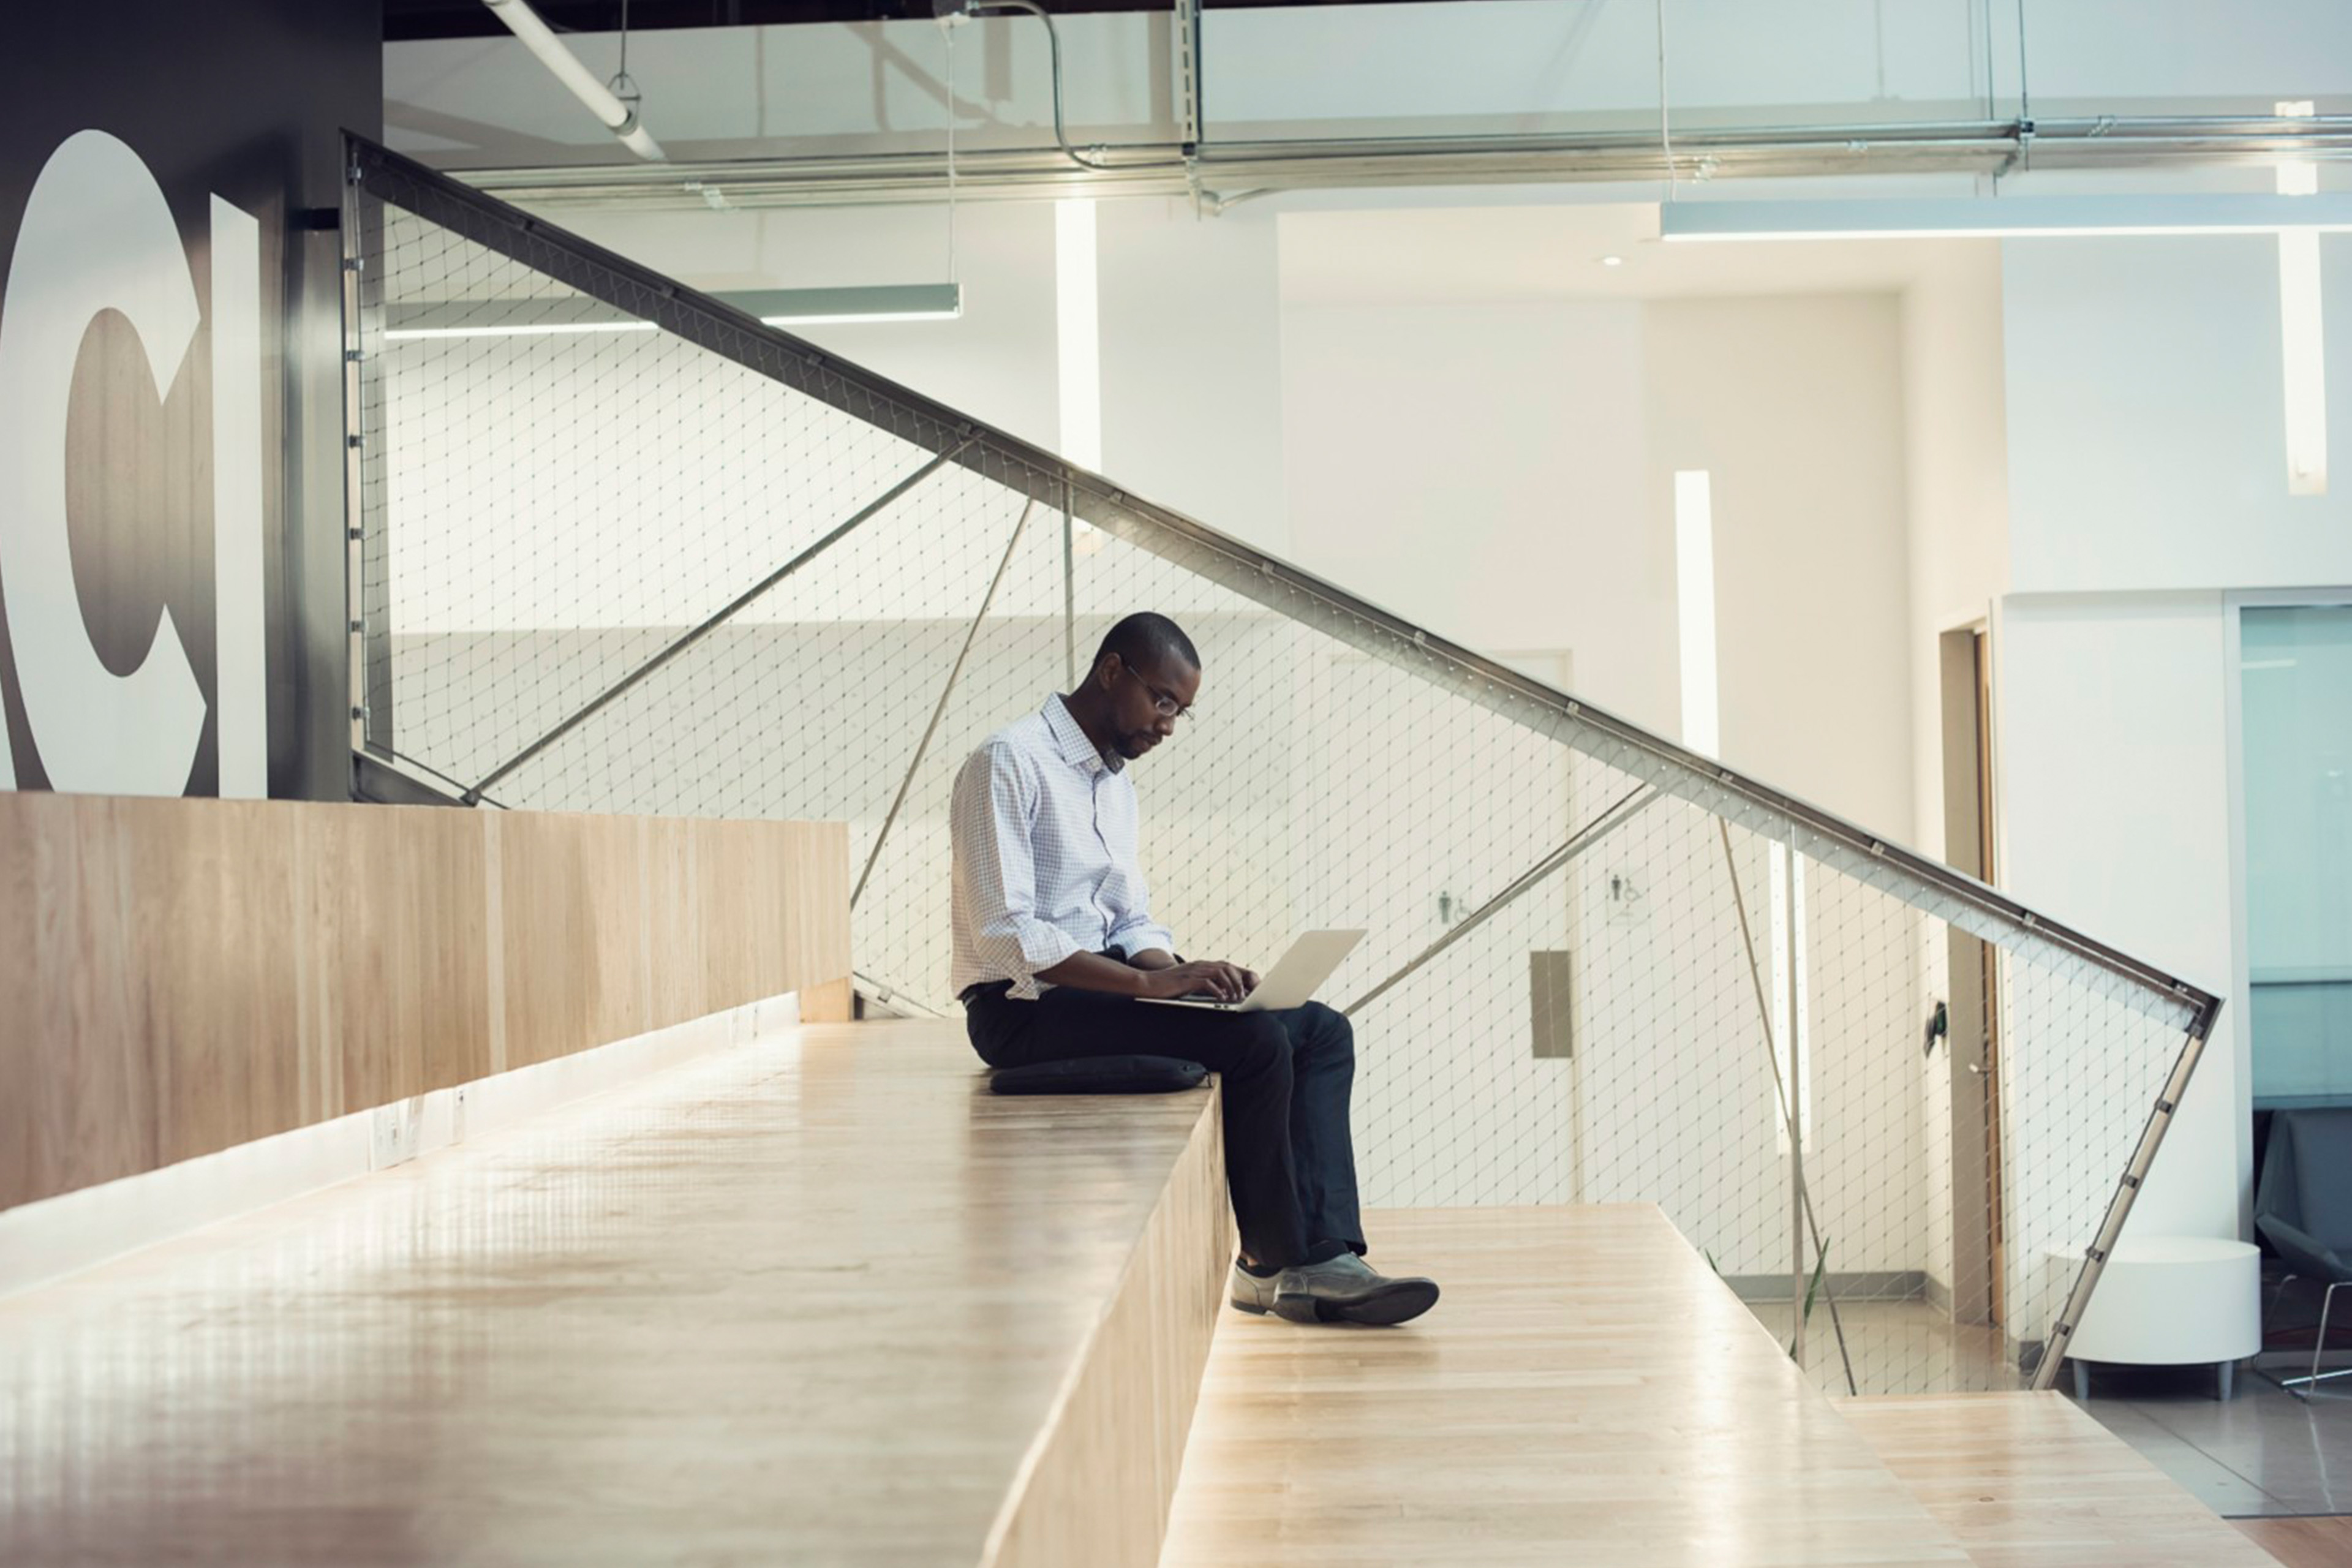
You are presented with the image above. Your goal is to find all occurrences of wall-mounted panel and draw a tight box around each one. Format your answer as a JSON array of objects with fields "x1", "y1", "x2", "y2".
[{"x1": 2, "y1": 0, "x2": 380, "y2": 802}]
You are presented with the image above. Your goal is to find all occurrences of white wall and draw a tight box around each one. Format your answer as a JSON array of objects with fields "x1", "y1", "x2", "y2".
[
  {"x1": 564, "y1": 201, "x2": 1063, "y2": 452},
  {"x1": 1098, "y1": 198, "x2": 1290, "y2": 555},
  {"x1": 1279, "y1": 283, "x2": 1913, "y2": 827},
  {"x1": 1280, "y1": 296, "x2": 1672, "y2": 728},
  {"x1": 1997, "y1": 594, "x2": 2239, "y2": 1244},
  {"x1": 1644, "y1": 293, "x2": 1915, "y2": 834},
  {"x1": 1903, "y1": 247, "x2": 2010, "y2": 846},
  {"x1": 1899, "y1": 246, "x2": 2010, "y2": 1295},
  {"x1": 2004, "y1": 236, "x2": 2352, "y2": 593},
  {"x1": 1996, "y1": 230, "x2": 2352, "y2": 1240}
]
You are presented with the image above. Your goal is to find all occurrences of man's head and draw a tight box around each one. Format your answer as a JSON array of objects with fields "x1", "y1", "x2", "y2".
[{"x1": 1079, "y1": 612, "x2": 1200, "y2": 761}]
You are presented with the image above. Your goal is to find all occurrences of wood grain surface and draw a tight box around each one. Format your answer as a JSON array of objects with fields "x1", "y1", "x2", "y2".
[
  {"x1": 2232, "y1": 1513, "x2": 2352, "y2": 1568},
  {"x1": 1839, "y1": 1392, "x2": 2282, "y2": 1566},
  {"x1": 987, "y1": 1061, "x2": 1230, "y2": 1568},
  {"x1": 0, "y1": 1020, "x2": 1216, "y2": 1568},
  {"x1": 1161, "y1": 1204, "x2": 1975, "y2": 1567},
  {"x1": 0, "y1": 792, "x2": 850, "y2": 1211}
]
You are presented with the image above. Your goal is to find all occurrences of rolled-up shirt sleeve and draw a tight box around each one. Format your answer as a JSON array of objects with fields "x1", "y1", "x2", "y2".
[
  {"x1": 952, "y1": 742, "x2": 1083, "y2": 991},
  {"x1": 1106, "y1": 880, "x2": 1175, "y2": 960}
]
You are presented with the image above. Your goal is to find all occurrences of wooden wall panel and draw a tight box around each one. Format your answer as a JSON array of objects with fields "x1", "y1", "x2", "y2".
[
  {"x1": 0, "y1": 796, "x2": 149, "y2": 1205},
  {"x1": 298, "y1": 804, "x2": 491, "y2": 1120},
  {"x1": 494, "y1": 813, "x2": 652, "y2": 1072},
  {"x1": 111, "y1": 800, "x2": 309, "y2": 1169},
  {"x1": 642, "y1": 816, "x2": 705, "y2": 1034},
  {"x1": 0, "y1": 797, "x2": 852, "y2": 1213}
]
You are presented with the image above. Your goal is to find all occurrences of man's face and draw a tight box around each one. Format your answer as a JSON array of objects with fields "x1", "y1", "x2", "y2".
[{"x1": 1104, "y1": 652, "x2": 1200, "y2": 761}]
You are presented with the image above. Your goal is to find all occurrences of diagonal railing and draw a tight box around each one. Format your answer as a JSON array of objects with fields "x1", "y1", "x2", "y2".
[{"x1": 344, "y1": 135, "x2": 2219, "y2": 1399}]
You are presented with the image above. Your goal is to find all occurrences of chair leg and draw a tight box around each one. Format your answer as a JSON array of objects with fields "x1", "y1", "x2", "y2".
[
  {"x1": 2073, "y1": 1359, "x2": 2090, "y2": 1401},
  {"x1": 2218, "y1": 1359, "x2": 2234, "y2": 1401},
  {"x1": 2283, "y1": 1280, "x2": 2352, "y2": 1399}
]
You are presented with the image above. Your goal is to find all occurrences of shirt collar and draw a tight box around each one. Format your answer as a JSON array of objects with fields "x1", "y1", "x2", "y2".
[{"x1": 1044, "y1": 693, "x2": 1122, "y2": 775}]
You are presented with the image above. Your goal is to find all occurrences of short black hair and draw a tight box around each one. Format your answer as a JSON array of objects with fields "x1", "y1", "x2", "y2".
[{"x1": 1094, "y1": 612, "x2": 1199, "y2": 677}]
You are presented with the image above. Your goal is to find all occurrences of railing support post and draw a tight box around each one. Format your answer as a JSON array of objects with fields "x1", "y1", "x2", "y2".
[{"x1": 854, "y1": 501, "x2": 1037, "y2": 908}]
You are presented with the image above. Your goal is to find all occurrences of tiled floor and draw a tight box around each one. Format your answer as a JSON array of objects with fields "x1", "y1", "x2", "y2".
[
  {"x1": 2068, "y1": 1275, "x2": 2352, "y2": 1520},
  {"x1": 1742, "y1": 1296, "x2": 2020, "y2": 1396}
]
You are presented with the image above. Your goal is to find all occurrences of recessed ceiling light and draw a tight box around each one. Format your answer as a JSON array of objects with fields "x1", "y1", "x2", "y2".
[{"x1": 1599, "y1": 255, "x2": 1626, "y2": 267}]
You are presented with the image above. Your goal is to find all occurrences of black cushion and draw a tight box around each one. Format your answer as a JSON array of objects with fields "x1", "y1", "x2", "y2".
[{"x1": 989, "y1": 1055, "x2": 1208, "y2": 1095}]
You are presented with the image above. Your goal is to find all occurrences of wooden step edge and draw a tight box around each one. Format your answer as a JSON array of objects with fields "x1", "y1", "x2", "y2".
[{"x1": 979, "y1": 1084, "x2": 1232, "y2": 1568}]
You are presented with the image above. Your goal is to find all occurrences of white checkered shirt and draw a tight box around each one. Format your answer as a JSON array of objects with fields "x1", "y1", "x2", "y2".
[{"x1": 950, "y1": 694, "x2": 1176, "y2": 1000}]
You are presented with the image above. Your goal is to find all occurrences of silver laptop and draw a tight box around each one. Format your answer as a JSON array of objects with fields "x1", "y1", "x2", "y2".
[{"x1": 1137, "y1": 929, "x2": 1367, "y2": 1013}]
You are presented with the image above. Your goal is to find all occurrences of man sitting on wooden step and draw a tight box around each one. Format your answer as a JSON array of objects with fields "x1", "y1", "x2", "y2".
[{"x1": 951, "y1": 611, "x2": 1441, "y2": 1327}]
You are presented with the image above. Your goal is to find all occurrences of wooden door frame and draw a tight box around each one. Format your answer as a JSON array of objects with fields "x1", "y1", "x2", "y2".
[{"x1": 1939, "y1": 617, "x2": 2005, "y2": 1329}]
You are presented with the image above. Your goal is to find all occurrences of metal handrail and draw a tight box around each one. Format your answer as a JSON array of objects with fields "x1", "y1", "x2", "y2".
[{"x1": 346, "y1": 132, "x2": 2222, "y2": 1041}]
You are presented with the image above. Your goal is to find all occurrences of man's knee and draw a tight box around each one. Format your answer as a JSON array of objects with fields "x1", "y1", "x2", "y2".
[
  {"x1": 1299, "y1": 1000, "x2": 1355, "y2": 1060},
  {"x1": 1227, "y1": 1016, "x2": 1293, "y2": 1080}
]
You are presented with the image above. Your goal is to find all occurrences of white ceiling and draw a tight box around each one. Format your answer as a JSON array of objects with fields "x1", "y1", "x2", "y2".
[{"x1": 1276, "y1": 202, "x2": 1988, "y2": 306}]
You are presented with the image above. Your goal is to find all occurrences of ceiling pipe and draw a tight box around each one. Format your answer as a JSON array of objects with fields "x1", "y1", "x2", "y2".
[
  {"x1": 481, "y1": 0, "x2": 666, "y2": 162},
  {"x1": 459, "y1": 112, "x2": 2352, "y2": 212}
]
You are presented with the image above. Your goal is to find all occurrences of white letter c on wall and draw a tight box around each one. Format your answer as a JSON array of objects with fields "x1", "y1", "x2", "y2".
[{"x1": 0, "y1": 129, "x2": 208, "y2": 795}]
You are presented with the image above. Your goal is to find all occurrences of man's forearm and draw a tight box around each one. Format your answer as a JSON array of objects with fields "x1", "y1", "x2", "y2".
[
  {"x1": 1123, "y1": 948, "x2": 1177, "y2": 971},
  {"x1": 1033, "y1": 950, "x2": 1161, "y2": 996}
]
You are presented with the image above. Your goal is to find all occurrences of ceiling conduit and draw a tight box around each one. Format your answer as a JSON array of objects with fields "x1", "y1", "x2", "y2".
[
  {"x1": 463, "y1": 113, "x2": 2352, "y2": 213},
  {"x1": 482, "y1": 0, "x2": 668, "y2": 162}
]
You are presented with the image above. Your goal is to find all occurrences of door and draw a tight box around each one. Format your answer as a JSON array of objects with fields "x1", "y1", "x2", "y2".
[{"x1": 1940, "y1": 627, "x2": 2005, "y2": 1329}]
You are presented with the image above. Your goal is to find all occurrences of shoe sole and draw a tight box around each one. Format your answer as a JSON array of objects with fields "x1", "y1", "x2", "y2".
[{"x1": 1272, "y1": 1280, "x2": 1440, "y2": 1327}]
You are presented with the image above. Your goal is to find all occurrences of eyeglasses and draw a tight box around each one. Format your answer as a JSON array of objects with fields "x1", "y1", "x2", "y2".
[{"x1": 1117, "y1": 660, "x2": 1195, "y2": 722}]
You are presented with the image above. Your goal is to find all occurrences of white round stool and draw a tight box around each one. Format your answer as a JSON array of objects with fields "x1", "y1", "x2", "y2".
[{"x1": 2045, "y1": 1236, "x2": 2261, "y2": 1400}]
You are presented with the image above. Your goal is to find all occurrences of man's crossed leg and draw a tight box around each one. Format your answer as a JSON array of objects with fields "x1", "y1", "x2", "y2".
[{"x1": 965, "y1": 985, "x2": 1439, "y2": 1326}]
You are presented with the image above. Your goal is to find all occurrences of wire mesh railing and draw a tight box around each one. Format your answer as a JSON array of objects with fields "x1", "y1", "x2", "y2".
[{"x1": 344, "y1": 137, "x2": 2219, "y2": 1398}]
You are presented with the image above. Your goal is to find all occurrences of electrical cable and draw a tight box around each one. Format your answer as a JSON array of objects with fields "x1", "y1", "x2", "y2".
[
  {"x1": 608, "y1": 0, "x2": 641, "y2": 115},
  {"x1": 965, "y1": 0, "x2": 1145, "y2": 174}
]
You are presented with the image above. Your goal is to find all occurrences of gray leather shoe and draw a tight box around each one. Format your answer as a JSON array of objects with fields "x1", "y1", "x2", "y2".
[
  {"x1": 1229, "y1": 1261, "x2": 1283, "y2": 1315},
  {"x1": 1273, "y1": 1251, "x2": 1440, "y2": 1326}
]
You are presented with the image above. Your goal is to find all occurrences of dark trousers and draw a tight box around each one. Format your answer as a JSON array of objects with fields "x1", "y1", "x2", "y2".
[{"x1": 963, "y1": 984, "x2": 1365, "y2": 1271}]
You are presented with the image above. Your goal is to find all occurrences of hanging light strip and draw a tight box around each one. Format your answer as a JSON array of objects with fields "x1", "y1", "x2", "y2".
[
  {"x1": 382, "y1": 285, "x2": 963, "y2": 342},
  {"x1": 1660, "y1": 193, "x2": 2352, "y2": 241}
]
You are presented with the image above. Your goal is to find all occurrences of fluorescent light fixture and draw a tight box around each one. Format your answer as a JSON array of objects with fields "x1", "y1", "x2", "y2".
[
  {"x1": 1674, "y1": 470, "x2": 1720, "y2": 759},
  {"x1": 1599, "y1": 254, "x2": 1626, "y2": 267},
  {"x1": 1660, "y1": 194, "x2": 2352, "y2": 242},
  {"x1": 1055, "y1": 198, "x2": 1103, "y2": 473},
  {"x1": 725, "y1": 284, "x2": 964, "y2": 325},
  {"x1": 383, "y1": 298, "x2": 653, "y2": 341},
  {"x1": 382, "y1": 285, "x2": 963, "y2": 342},
  {"x1": 386, "y1": 321, "x2": 656, "y2": 342},
  {"x1": 2277, "y1": 100, "x2": 2329, "y2": 497}
]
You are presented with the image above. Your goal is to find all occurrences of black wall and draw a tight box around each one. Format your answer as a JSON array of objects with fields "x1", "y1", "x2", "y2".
[{"x1": 0, "y1": 1, "x2": 382, "y2": 800}]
